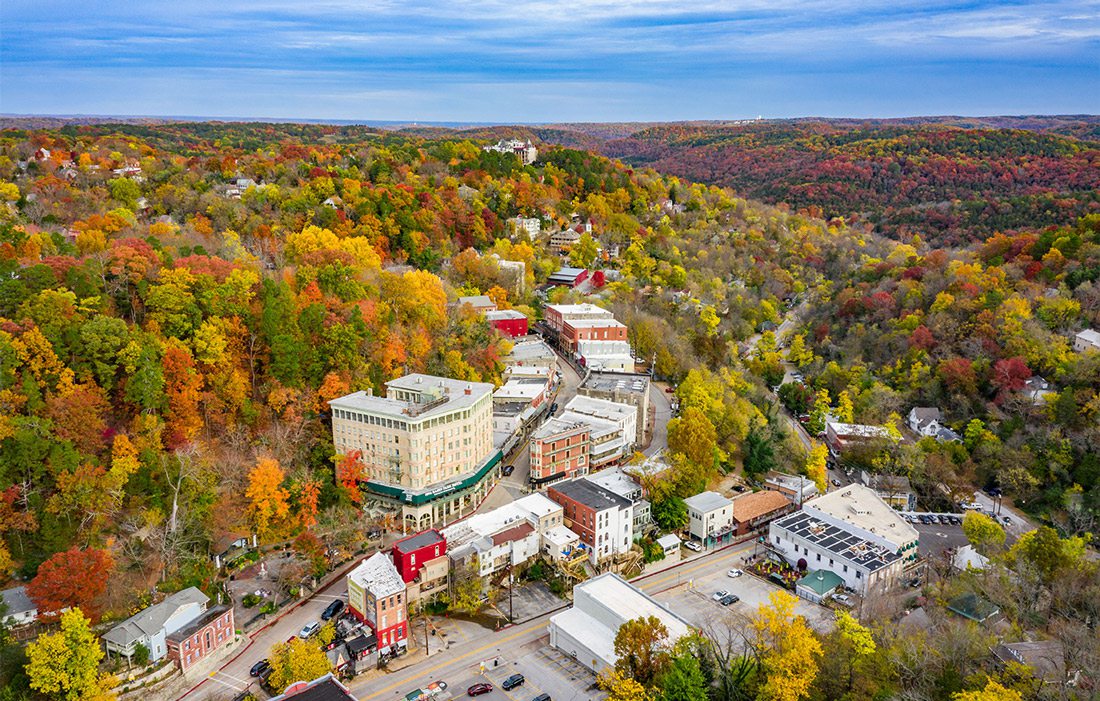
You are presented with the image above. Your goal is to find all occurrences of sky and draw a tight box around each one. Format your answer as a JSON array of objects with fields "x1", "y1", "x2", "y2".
[{"x1": 1, "y1": 0, "x2": 1098, "y2": 122}]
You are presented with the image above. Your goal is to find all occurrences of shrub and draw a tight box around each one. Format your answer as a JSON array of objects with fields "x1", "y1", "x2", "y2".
[
  {"x1": 133, "y1": 642, "x2": 150, "y2": 667},
  {"x1": 242, "y1": 593, "x2": 262, "y2": 608}
]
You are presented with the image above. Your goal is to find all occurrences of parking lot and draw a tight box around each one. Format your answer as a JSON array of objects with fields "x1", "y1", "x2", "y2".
[
  {"x1": 652, "y1": 565, "x2": 836, "y2": 637},
  {"x1": 438, "y1": 637, "x2": 604, "y2": 701}
]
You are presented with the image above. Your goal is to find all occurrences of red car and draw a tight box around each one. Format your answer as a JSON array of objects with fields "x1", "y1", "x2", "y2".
[{"x1": 467, "y1": 683, "x2": 493, "y2": 696}]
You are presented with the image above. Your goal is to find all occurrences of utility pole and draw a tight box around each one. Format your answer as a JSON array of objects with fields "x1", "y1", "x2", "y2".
[
  {"x1": 508, "y1": 569, "x2": 514, "y2": 623},
  {"x1": 423, "y1": 610, "x2": 429, "y2": 657}
]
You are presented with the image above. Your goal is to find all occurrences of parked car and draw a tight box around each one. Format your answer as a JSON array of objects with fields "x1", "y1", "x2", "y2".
[
  {"x1": 322, "y1": 599, "x2": 345, "y2": 621},
  {"x1": 502, "y1": 674, "x2": 526, "y2": 691},
  {"x1": 501, "y1": 464, "x2": 515, "y2": 476},
  {"x1": 712, "y1": 590, "x2": 729, "y2": 601},
  {"x1": 833, "y1": 594, "x2": 852, "y2": 606},
  {"x1": 550, "y1": 403, "x2": 558, "y2": 413},
  {"x1": 727, "y1": 568, "x2": 743, "y2": 578},
  {"x1": 249, "y1": 659, "x2": 270, "y2": 677},
  {"x1": 299, "y1": 621, "x2": 321, "y2": 639},
  {"x1": 683, "y1": 541, "x2": 702, "y2": 552},
  {"x1": 532, "y1": 694, "x2": 552, "y2": 701},
  {"x1": 367, "y1": 528, "x2": 382, "y2": 539},
  {"x1": 719, "y1": 594, "x2": 740, "y2": 606},
  {"x1": 1001, "y1": 515, "x2": 1012, "y2": 525},
  {"x1": 665, "y1": 386, "x2": 675, "y2": 393},
  {"x1": 467, "y1": 683, "x2": 493, "y2": 696},
  {"x1": 831, "y1": 478, "x2": 841, "y2": 487}
]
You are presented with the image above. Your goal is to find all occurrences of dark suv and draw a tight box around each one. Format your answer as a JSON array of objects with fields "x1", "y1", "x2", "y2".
[
  {"x1": 502, "y1": 674, "x2": 525, "y2": 690},
  {"x1": 321, "y1": 599, "x2": 344, "y2": 621}
]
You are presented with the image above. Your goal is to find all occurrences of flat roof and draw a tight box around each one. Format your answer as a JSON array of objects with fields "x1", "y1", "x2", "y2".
[
  {"x1": 551, "y1": 478, "x2": 632, "y2": 512},
  {"x1": 826, "y1": 421, "x2": 895, "y2": 440},
  {"x1": 531, "y1": 416, "x2": 590, "y2": 441},
  {"x1": 774, "y1": 511, "x2": 902, "y2": 573},
  {"x1": 545, "y1": 303, "x2": 612, "y2": 317},
  {"x1": 331, "y1": 374, "x2": 493, "y2": 421},
  {"x1": 348, "y1": 552, "x2": 404, "y2": 598},
  {"x1": 485, "y1": 309, "x2": 527, "y2": 321},
  {"x1": 506, "y1": 339, "x2": 557, "y2": 361},
  {"x1": 684, "y1": 491, "x2": 732, "y2": 513},
  {"x1": 806, "y1": 484, "x2": 918, "y2": 545},
  {"x1": 557, "y1": 411, "x2": 618, "y2": 438},
  {"x1": 565, "y1": 318, "x2": 626, "y2": 329},
  {"x1": 513, "y1": 492, "x2": 561, "y2": 519},
  {"x1": 565, "y1": 395, "x2": 635, "y2": 422},
  {"x1": 581, "y1": 371, "x2": 650, "y2": 395},
  {"x1": 550, "y1": 573, "x2": 692, "y2": 666},
  {"x1": 585, "y1": 468, "x2": 642, "y2": 499}
]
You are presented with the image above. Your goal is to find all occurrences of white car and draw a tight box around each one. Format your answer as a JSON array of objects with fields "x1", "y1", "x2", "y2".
[
  {"x1": 683, "y1": 541, "x2": 702, "y2": 552},
  {"x1": 299, "y1": 621, "x2": 321, "y2": 638},
  {"x1": 712, "y1": 590, "x2": 729, "y2": 601},
  {"x1": 833, "y1": 594, "x2": 852, "y2": 606},
  {"x1": 727, "y1": 568, "x2": 743, "y2": 578}
]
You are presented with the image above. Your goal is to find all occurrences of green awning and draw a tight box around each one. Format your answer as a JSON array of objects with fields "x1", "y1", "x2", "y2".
[{"x1": 364, "y1": 450, "x2": 503, "y2": 506}]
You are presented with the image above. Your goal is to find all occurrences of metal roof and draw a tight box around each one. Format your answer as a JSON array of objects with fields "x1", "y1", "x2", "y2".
[{"x1": 774, "y1": 511, "x2": 901, "y2": 573}]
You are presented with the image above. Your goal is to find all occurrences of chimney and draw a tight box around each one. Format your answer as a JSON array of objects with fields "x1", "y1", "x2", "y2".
[
  {"x1": 367, "y1": 387, "x2": 373, "y2": 396},
  {"x1": 464, "y1": 385, "x2": 472, "y2": 395}
]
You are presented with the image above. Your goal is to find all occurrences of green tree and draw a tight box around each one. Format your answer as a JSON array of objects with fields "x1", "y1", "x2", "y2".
[
  {"x1": 651, "y1": 495, "x2": 688, "y2": 532},
  {"x1": 742, "y1": 419, "x2": 777, "y2": 478},
  {"x1": 807, "y1": 389, "x2": 831, "y2": 435},
  {"x1": 656, "y1": 640, "x2": 707, "y2": 701},
  {"x1": 25, "y1": 608, "x2": 117, "y2": 701}
]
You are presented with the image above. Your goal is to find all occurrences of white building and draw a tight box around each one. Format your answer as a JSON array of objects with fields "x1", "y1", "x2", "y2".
[
  {"x1": 508, "y1": 217, "x2": 541, "y2": 239},
  {"x1": 1074, "y1": 329, "x2": 1100, "y2": 353},
  {"x1": 770, "y1": 511, "x2": 906, "y2": 595},
  {"x1": 104, "y1": 587, "x2": 209, "y2": 663},
  {"x1": 0, "y1": 587, "x2": 37, "y2": 627},
  {"x1": 503, "y1": 338, "x2": 558, "y2": 371},
  {"x1": 907, "y1": 407, "x2": 961, "y2": 443},
  {"x1": 548, "y1": 478, "x2": 635, "y2": 566},
  {"x1": 549, "y1": 573, "x2": 692, "y2": 674},
  {"x1": 330, "y1": 374, "x2": 498, "y2": 532},
  {"x1": 804, "y1": 484, "x2": 919, "y2": 557},
  {"x1": 483, "y1": 139, "x2": 538, "y2": 165},
  {"x1": 684, "y1": 491, "x2": 734, "y2": 548},
  {"x1": 586, "y1": 467, "x2": 652, "y2": 537},
  {"x1": 442, "y1": 493, "x2": 565, "y2": 576},
  {"x1": 564, "y1": 395, "x2": 637, "y2": 449},
  {"x1": 576, "y1": 340, "x2": 634, "y2": 373}
]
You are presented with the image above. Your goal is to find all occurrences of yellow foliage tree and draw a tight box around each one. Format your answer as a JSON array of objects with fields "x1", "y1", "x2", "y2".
[
  {"x1": 597, "y1": 669, "x2": 651, "y2": 701},
  {"x1": 804, "y1": 443, "x2": 828, "y2": 493},
  {"x1": 25, "y1": 608, "x2": 117, "y2": 701},
  {"x1": 246, "y1": 458, "x2": 291, "y2": 537},
  {"x1": 952, "y1": 680, "x2": 1023, "y2": 701},
  {"x1": 265, "y1": 637, "x2": 333, "y2": 694},
  {"x1": 751, "y1": 591, "x2": 822, "y2": 701}
]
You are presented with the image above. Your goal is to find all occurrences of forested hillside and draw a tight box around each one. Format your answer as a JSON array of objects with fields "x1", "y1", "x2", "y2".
[
  {"x1": 604, "y1": 122, "x2": 1100, "y2": 246},
  {"x1": 0, "y1": 122, "x2": 1098, "y2": 700}
]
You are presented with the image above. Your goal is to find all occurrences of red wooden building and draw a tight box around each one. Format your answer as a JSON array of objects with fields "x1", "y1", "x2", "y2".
[{"x1": 485, "y1": 309, "x2": 529, "y2": 338}]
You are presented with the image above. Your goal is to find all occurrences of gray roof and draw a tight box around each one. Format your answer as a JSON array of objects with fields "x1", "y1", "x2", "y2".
[
  {"x1": 684, "y1": 491, "x2": 732, "y2": 513},
  {"x1": 551, "y1": 479, "x2": 631, "y2": 512},
  {"x1": 104, "y1": 587, "x2": 208, "y2": 646},
  {"x1": 1, "y1": 586, "x2": 35, "y2": 616},
  {"x1": 394, "y1": 529, "x2": 445, "y2": 554},
  {"x1": 458, "y1": 295, "x2": 494, "y2": 307}
]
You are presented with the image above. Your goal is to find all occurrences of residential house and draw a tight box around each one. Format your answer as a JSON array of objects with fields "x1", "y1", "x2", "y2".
[
  {"x1": 1074, "y1": 329, "x2": 1100, "y2": 353},
  {"x1": 1023, "y1": 376, "x2": 1056, "y2": 404},
  {"x1": 346, "y1": 553, "x2": 408, "y2": 658},
  {"x1": 104, "y1": 587, "x2": 211, "y2": 664},
  {"x1": 992, "y1": 641, "x2": 1069, "y2": 686},
  {"x1": 684, "y1": 491, "x2": 734, "y2": 548},
  {"x1": 268, "y1": 673, "x2": 360, "y2": 700},
  {"x1": 730, "y1": 490, "x2": 794, "y2": 536},
  {"x1": 507, "y1": 216, "x2": 541, "y2": 239},
  {"x1": 860, "y1": 471, "x2": 916, "y2": 511},
  {"x1": 549, "y1": 228, "x2": 582, "y2": 255},
  {"x1": 548, "y1": 478, "x2": 634, "y2": 566},
  {"x1": 907, "y1": 407, "x2": 960, "y2": 443},
  {"x1": 483, "y1": 139, "x2": 538, "y2": 165},
  {"x1": 391, "y1": 530, "x2": 448, "y2": 604},
  {"x1": 0, "y1": 587, "x2": 37, "y2": 626},
  {"x1": 167, "y1": 605, "x2": 235, "y2": 672}
]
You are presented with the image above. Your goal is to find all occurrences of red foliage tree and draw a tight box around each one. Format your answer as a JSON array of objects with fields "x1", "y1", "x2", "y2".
[
  {"x1": 991, "y1": 356, "x2": 1031, "y2": 402},
  {"x1": 907, "y1": 325, "x2": 936, "y2": 352},
  {"x1": 26, "y1": 547, "x2": 114, "y2": 621}
]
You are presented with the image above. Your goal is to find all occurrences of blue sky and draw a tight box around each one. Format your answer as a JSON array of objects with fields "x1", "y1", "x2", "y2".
[{"x1": 1, "y1": 0, "x2": 1097, "y2": 121}]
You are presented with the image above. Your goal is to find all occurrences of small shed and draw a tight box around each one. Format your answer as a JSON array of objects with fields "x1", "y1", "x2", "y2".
[
  {"x1": 796, "y1": 569, "x2": 844, "y2": 603},
  {"x1": 656, "y1": 534, "x2": 681, "y2": 562}
]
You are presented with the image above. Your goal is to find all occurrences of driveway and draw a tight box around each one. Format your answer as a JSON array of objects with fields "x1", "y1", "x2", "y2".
[{"x1": 646, "y1": 381, "x2": 671, "y2": 456}]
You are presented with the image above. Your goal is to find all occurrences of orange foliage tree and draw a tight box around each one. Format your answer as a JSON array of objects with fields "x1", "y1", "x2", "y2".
[
  {"x1": 26, "y1": 547, "x2": 114, "y2": 621},
  {"x1": 246, "y1": 458, "x2": 291, "y2": 537}
]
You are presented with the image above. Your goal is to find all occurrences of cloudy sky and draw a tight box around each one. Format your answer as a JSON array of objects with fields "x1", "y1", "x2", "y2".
[{"x1": 1, "y1": 0, "x2": 1098, "y2": 122}]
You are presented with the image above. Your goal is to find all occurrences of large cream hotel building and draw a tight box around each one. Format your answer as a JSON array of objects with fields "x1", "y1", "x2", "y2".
[{"x1": 331, "y1": 374, "x2": 500, "y2": 532}]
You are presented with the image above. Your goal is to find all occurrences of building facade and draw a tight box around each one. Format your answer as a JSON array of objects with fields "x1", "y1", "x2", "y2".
[
  {"x1": 167, "y1": 605, "x2": 235, "y2": 672},
  {"x1": 684, "y1": 491, "x2": 734, "y2": 548},
  {"x1": 1075, "y1": 329, "x2": 1100, "y2": 353},
  {"x1": 104, "y1": 587, "x2": 211, "y2": 665},
  {"x1": 347, "y1": 553, "x2": 408, "y2": 658},
  {"x1": 578, "y1": 371, "x2": 651, "y2": 442},
  {"x1": 548, "y1": 479, "x2": 634, "y2": 566},
  {"x1": 391, "y1": 530, "x2": 448, "y2": 603},
  {"x1": 529, "y1": 418, "x2": 591, "y2": 486},
  {"x1": 330, "y1": 374, "x2": 499, "y2": 532},
  {"x1": 730, "y1": 490, "x2": 794, "y2": 536},
  {"x1": 485, "y1": 309, "x2": 529, "y2": 338}
]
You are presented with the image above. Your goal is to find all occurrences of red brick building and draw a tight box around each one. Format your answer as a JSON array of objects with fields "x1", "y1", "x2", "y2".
[
  {"x1": 529, "y1": 418, "x2": 590, "y2": 486},
  {"x1": 166, "y1": 605, "x2": 234, "y2": 672},
  {"x1": 485, "y1": 309, "x2": 529, "y2": 338},
  {"x1": 562, "y1": 319, "x2": 628, "y2": 352},
  {"x1": 544, "y1": 303, "x2": 614, "y2": 337},
  {"x1": 391, "y1": 530, "x2": 449, "y2": 603}
]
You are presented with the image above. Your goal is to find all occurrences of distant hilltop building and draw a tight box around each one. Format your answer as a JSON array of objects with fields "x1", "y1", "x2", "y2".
[{"x1": 483, "y1": 139, "x2": 538, "y2": 165}]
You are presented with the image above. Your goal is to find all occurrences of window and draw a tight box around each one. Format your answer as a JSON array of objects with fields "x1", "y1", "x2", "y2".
[
  {"x1": 856, "y1": 571, "x2": 862, "y2": 579},
  {"x1": 843, "y1": 565, "x2": 848, "y2": 572}
]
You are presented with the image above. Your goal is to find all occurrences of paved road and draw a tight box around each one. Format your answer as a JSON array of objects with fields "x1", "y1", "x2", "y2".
[{"x1": 645, "y1": 381, "x2": 671, "y2": 456}]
